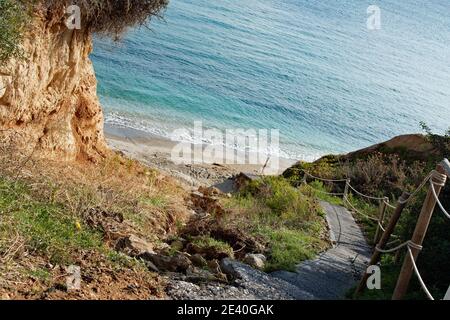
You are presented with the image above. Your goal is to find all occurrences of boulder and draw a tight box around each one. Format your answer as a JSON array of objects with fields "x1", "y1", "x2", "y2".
[
  {"x1": 220, "y1": 258, "x2": 243, "y2": 279},
  {"x1": 190, "y1": 191, "x2": 226, "y2": 217},
  {"x1": 115, "y1": 234, "x2": 155, "y2": 256},
  {"x1": 243, "y1": 254, "x2": 266, "y2": 270}
]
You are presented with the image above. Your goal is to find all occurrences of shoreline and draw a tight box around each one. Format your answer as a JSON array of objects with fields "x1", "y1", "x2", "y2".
[{"x1": 104, "y1": 124, "x2": 297, "y2": 188}]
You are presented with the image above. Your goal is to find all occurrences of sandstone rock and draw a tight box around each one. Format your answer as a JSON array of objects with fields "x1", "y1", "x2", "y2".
[
  {"x1": 0, "y1": 11, "x2": 107, "y2": 161},
  {"x1": 344, "y1": 134, "x2": 436, "y2": 162},
  {"x1": 243, "y1": 253, "x2": 266, "y2": 270},
  {"x1": 116, "y1": 234, "x2": 155, "y2": 256},
  {"x1": 1, "y1": 293, "x2": 10, "y2": 300},
  {"x1": 0, "y1": 76, "x2": 11, "y2": 99},
  {"x1": 190, "y1": 191, "x2": 225, "y2": 216}
]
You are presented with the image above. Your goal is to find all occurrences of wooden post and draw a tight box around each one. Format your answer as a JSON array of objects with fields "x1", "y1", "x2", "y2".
[
  {"x1": 342, "y1": 179, "x2": 350, "y2": 210},
  {"x1": 394, "y1": 248, "x2": 402, "y2": 265},
  {"x1": 301, "y1": 174, "x2": 307, "y2": 185},
  {"x1": 344, "y1": 178, "x2": 350, "y2": 198},
  {"x1": 392, "y1": 164, "x2": 447, "y2": 300},
  {"x1": 354, "y1": 191, "x2": 410, "y2": 297},
  {"x1": 374, "y1": 197, "x2": 388, "y2": 244}
]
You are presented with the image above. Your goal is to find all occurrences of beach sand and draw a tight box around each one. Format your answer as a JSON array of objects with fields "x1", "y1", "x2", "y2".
[{"x1": 105, "y1": 124, "x2": 296, "y2": 189}]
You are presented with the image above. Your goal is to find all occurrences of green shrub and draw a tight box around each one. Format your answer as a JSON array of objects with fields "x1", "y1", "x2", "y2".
[
  {"x1": 240, "y1": 176, "x2": 322, "y2": 226},
  {"x1": 0, "y1": 0, "x2": 169, "y2": 65},
  {"x1": 0, "y1": 0, "x2": 31, "y2": 63},
  {"x1": 221, "y1": 176, "x2": 328, "y2": 271}
]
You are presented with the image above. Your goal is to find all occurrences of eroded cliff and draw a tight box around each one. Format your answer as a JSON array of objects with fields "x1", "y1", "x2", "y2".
[{"x1": 0, "y1": 11, "x2": 107, "y2": 162}]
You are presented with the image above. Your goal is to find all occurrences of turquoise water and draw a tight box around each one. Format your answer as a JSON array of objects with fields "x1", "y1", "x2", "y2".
[{"x1": 91, "y1": 0, "x2": 450, "y2": 160}]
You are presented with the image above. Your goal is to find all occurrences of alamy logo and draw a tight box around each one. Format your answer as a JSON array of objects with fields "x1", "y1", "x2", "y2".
[
  {"x1": 66, "y1": 5, "x2": 81, "y2": 30},
  {"x1": 444, "y1": 285, "x2": 450, "y2": 300},
  {"x1": 367, "y1": 5, "x2": 381, "y2": 30},
  {"x1": 366, "y1": 265, "x2": 381, "y2": 290},
  {"x1": 170, "y1": 122, "x2": 280, "y2": 173}
]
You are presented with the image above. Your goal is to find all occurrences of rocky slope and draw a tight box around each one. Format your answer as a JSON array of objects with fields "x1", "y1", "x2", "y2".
[{"x1": 0, "y1": 10, "x2": 107, "y2": 162}]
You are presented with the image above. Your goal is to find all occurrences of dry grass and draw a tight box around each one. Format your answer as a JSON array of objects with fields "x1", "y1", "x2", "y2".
[
  {"x1": 0, "y1": 134, "x2": 188, "y2": 240},
  {"x1": 339, "y1": 153, "x2": 428, "y2": 199},
  {"x1": 0, "y1": 137, "x2": 188, "y2": 299},
  {"x1": 42, "y1": 0, "x2": 169, "y2": 37}
]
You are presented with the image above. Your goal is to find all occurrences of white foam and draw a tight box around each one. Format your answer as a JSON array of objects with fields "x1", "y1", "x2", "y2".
[{"x1": 104, "y1": 111, "x2": 323, "y2": 162}]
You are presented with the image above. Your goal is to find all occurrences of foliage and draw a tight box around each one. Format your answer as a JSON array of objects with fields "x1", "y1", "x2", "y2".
[
  {"x1": 0, "y1": 0, "x2": 31, "y2": 63},
  {"x1": 44, "y1": 0, "x2": 169, "y2": 37},
  {"x1": 286, "y1": 125, "x2": 450, "y2": 299},
  {"x1": 191, "y1": 236, "x2": 234, "y2": 258},
  {"x1": 420, "y1": 122, "x2": 450, "y2": 159},
  {"x1": 0, "y1": 0, "x2": 168, "y2": 65},
  {"x1": 222, "y1": 176, "x2": 328, "y2": 272}
]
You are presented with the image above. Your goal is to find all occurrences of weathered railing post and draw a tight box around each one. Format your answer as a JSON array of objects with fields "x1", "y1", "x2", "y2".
[
  {"x1": 374, "y1": 197, "x2": 389, "y2": 244},
  {"x1": 301, "y1": 174, "x2": 307, "y2": 185},
  {"x1": 354, "y1": 191, "x2": 410, "y2": 297},
  {"x1": 343, "y1": 178, "x2": 350, "y2": 198},
  {"x1": 392, "y1": 163, "x2": 447, "y2": 300}
]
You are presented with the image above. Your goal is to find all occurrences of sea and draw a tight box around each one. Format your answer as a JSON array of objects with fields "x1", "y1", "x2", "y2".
[{"x1": 91, "y1": 0, "x2": 450, "y2": 161}]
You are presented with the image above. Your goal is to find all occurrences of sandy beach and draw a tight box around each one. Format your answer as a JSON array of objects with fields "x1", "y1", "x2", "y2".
[{"x1": 105, "y1": 124, "x2": 296, "y2": 189}]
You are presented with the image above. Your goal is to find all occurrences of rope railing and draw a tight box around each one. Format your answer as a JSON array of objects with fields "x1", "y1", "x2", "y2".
[
  {"x1": 301, "y1": 168, "x2": 450, "y2": 221},
  {"x1": 374, "y1": 240, "x2": 434, "y2": 300},
  {"x1": 377, "y1": 221, "x2": 386, "y2": 232},
  {"x1": 375, "y1": 240, "x2": 422, "y2": 254},
  {"x1": 347, "y1": 183, "x2": 386, "y2": 201},
  {"x1": 343, "y1": 195, "x2": 379, "y2": 221},
  {"x1": 379, "y1": 243, "x2": 436, "y2": 300},
  {"x1": 304, "y1": 184, "x2": 345, "y2": 196},
  {"x1": 302, "y1": 170, "x2": 348, "y2": 183},
  {"x1": 429, "y1": 175, "x2": 450, "y2": 220},
  {"x1": 301, "y1": 169, "x2": 390, "y2": 222},
  {"x1": 397, "y1": 171, "x2": 436, "y2": 205},
  {"x1": 301, "y1": 169, "x2": 388, "y2": 202},
  {"x1": 384, "y1": 201, "x2": 396, "y2": 210},
  {"x1": 407, "y1": 246, "x2": 435, "y2": 300},
  {"x1": 344, "y1": 159, "x2": 449, "y2": 300}
]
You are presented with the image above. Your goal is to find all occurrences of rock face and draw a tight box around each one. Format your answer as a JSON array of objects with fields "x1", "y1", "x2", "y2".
[
  {"x1": 345, "y1": 134, "x2": 436, "y2": 161},
  {"x1": 243, "y1": 253, "x2": 266, "y2": 270},
  {"x1": 0, "y1": 11, "x2": 107, "y2": 162}
]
